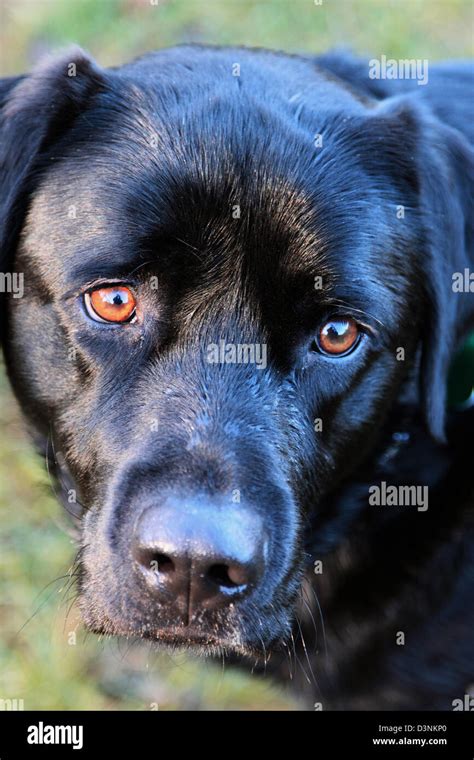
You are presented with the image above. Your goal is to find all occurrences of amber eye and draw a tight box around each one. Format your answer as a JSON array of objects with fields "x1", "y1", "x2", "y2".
[
  {"x1": 316, "y1": 318, "x2": 360, "y2": 356},
  {"x1": 85, "y1": 286, "x2": 137, "y2": 324}
]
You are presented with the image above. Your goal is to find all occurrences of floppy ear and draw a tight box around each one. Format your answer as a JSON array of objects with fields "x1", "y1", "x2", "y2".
[
  {"x1": 0, "y1": 47, "x2": 105, "y2": 342},
  {"x1": 365, "y1": 95, "x2": 474, "y2": 442},
  {"x1": 414, "y1": 109, "x2": 474, "y2": 441}
]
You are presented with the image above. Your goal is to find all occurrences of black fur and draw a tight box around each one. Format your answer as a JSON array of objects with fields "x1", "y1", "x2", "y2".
[{"x1": 1, "y1": 45, "x2": 473, "y2": 709}]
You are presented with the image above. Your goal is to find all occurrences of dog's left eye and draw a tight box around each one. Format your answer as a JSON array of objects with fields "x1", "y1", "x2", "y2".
[
  {"x1": 84, "y1": 286, "x2": 137, "y2": 324},
  {"x1": 314, "y1": 318, "x2": 361, "y2": 356}
]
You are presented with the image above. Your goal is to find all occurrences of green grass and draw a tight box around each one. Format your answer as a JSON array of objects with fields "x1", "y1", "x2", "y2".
[
  {"x1": 1, "y1": 0, "x2": 472, "y2": 74},
  {"x1": 0, "y1": 0, "x2": 472, "y2": 711}
]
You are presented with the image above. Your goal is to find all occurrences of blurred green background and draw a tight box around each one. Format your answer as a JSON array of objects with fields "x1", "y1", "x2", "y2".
[{"x1": 0, "y1": 0, "x2": 472, "y2": 711}]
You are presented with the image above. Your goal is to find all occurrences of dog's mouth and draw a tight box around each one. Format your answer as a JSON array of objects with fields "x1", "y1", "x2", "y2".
[
  {"x1": 142, "y1": 626, "x2": 252, "y2": 655},
  {"x1": 85, "y1": 616, "x2": 266, "y2": 657},
  {"x1": 79, "y1": 582, "x2": 291, "y2": 658}
]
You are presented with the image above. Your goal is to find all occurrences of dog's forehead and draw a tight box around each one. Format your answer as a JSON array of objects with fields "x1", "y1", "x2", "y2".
[
  {"x1": 21, "y1": 132, "x2": 329, "y2": 289},
  {"x1": 18, "y1": 67, "x2": 404, "y2": 318}
]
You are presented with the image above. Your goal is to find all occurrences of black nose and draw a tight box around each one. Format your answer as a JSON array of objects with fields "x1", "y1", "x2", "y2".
[{"x1": 132, "y1": 496, "x2": 266, "y2": 617}]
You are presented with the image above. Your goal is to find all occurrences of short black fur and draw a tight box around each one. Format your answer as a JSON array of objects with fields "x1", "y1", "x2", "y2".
[{"x1": 0, "y1": 45, "x2": 473, "y2": 709}]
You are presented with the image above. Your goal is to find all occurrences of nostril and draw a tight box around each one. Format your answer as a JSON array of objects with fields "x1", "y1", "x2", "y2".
[
  {"x1": 139, "y1": 551, "x2": 175, "y2": 574},
  {"x1": 152, "y1": 552, "x2": 175, "y2": 573},
  {"x1": 207, "y1": 563, "x2": 249, "y2": 589}
]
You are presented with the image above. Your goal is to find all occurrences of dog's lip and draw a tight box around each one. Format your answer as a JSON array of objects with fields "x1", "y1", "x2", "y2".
[
  {"x1": 145, "y1": 625, "x2": 280, "y2": 658},
  {"x1": 142, "y1": 625, "x2": 241, "y2": 649},
  {"x1": 87, "y1": 617, "x2": 257, "y2": 653},
  {"x1": 85, "y1": 614, "x2": 241, "y2": 648}
]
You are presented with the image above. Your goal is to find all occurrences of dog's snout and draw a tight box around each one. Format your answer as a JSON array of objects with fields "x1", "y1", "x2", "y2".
[{"x1": 132, "y1": 498, "x2": 266, "y2": 613}]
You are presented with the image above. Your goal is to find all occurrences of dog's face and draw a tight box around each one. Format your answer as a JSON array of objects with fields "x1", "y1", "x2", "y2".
[{"x1": 1, "y1": 46, "x2": 472, "y2": 655}]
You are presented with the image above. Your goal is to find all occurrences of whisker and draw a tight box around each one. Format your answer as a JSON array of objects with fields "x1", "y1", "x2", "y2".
[
  {"x1": 295, "y1": 615, "x2": 320, "y2": 692},
  {"x1": 300, "y1": 589, "x2": 319, "y2": 652}
]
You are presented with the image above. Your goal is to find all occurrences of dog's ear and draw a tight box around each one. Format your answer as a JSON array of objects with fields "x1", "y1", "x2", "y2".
[
  {"x1": 414, "y1": 109, "x2": 474, "y2": 441},
  {"x1": 0, "y1": 47, "x2": 105, "y2": 339},
  {"x1": 367, "y1": 97, "x2": 474, "y2": 442}
]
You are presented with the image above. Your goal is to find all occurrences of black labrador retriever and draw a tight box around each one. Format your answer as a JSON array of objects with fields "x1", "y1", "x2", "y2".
[{"x1": 0, "y1": 45, "x2": 473, "y2": 710}]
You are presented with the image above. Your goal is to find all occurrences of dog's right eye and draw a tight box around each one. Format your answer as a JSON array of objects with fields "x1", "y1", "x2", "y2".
[{"x1": 84, "y1": 286, "x2": 137, "y2": 324}]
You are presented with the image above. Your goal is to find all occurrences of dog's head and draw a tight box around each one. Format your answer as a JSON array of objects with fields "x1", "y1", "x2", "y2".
[{"x1": 1, "y1": 46, "x2": 473, "y2": 654}]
